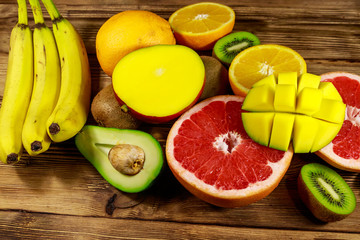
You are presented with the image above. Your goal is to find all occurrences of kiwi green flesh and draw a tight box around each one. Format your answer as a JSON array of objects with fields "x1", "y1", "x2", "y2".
[
  {"x1": 299, "y1": 163, "x2": 356, "y2": 221},
  {"x1": 213, "y1": 31, "x2": 260, "y2": 65},
  {"x1": 75, "y1": 125, "x2": 164, "y2": 193}
]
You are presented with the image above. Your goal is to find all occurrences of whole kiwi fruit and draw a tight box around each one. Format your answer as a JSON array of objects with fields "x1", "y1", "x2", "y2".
[
  {"x1": 297, "y1": 163, "x2": 356, "y2": 222},
  {"x1": 199, "y1": 56, "x2": 229, "y2": 101},
  {"x1": 91, "y1": 84, "x2": 141, "y2": 129}
]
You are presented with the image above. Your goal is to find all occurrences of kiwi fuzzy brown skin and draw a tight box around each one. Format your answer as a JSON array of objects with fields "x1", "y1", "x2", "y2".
[
  {"x1": 297, "y1": 164, "x2": 356, "y2": 222},
  {"x1": 198, "y1": 56, "x2": 229, "y2": 101},
  {"x1": 91, "y1": 84, "x2": 142, "y2": 129}
]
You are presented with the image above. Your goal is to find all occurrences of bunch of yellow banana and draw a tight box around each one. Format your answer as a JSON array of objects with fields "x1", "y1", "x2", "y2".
[{"x1": 0, "y1": 0, "x2": 91, "y2": 164}]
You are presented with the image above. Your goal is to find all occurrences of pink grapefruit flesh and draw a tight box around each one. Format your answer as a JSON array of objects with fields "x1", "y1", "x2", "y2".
[
  {"x1": 316, "y1": 72, "x2": 360, "y2": 172},
  {"x1": 166, "y1": 95, "x2": 293, "y2": 207}
]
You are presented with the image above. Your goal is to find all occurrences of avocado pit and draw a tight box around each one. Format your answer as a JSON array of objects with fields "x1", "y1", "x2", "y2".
[{"x1": 108, "y1": 144, "x2": 145, "y2": 175}]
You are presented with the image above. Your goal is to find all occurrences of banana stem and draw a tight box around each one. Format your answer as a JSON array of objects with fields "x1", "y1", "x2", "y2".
[
  {"x1": 41, "y1": 0, "x2": 61, "y2": 21},
  {"x1": 17, "y1": 0, "x2": 28, "y2": 25},
  {"x1": 29, "y1": 0, "x2": 45, "y2": 24}
]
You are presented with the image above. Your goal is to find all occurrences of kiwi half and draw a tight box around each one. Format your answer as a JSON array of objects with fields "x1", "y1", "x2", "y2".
[
  {"x1": 212, "y1": 31, "x2": 260, "y2": 66},
  {"x1": 297, "y1": 163, "x2": 356, "y2": 222}
]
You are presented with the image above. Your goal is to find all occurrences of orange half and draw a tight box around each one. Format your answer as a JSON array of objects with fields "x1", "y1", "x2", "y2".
[
  {"x1": 169, "y1": 2, "x2": 235, "y2": 50},
  {"x1": 229, "y1": 44, "x2": 307, "y2": 96}
]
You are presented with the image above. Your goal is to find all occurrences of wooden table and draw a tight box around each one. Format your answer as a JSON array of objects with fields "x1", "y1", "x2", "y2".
[{"x1": 1, "y1": 0, "x2": 360, "y2": 239}]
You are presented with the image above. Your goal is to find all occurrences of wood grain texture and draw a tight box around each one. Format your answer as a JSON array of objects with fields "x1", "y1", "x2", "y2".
[{"x1": 0, "y1": 0, "x2": 360, "y2": 239}]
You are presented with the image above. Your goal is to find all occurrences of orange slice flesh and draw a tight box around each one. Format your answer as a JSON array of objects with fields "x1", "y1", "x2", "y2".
[
  {"x1": 169, "y1": 2, "x2": 235, "y2": 50},
  {"x1": 229, "y1": 44, "x2": 307, "y2": 96}
]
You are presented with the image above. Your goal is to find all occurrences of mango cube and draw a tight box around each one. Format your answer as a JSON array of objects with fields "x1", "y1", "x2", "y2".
[
  {"x1": 296, "y1": 87, "x2": 322, "y2": 115},
  {"x1": 241, "y1": 112, "x2": 274, "y2": 146},
  {"x1": 319, "y1": 82, "x2": 342, "y2": 101},
  {"x1": 252, "y1": 74, "x2": 276, "y2": 91},
  {"x1": 274, "y1": 84, "x2": 296, "y2": 112},
  {"x1": 312, "y1": 99, "x2": 346, "y2": 124},
  {"x1": 242, "y1": 84, "x2": 274, "y2": 111},
  {"x1": 293, "y1": 115, "x2": 319, "y2": 153},
  {"x1": 269, "y1": 113, "x2": 295, "y2": 151},
  {"x1": 278, "y1": 72, "x2": 298, "y2": 91},
  {"x1": 311, "y1": 120, "x2": 342, "y2": 152},
  {"x1": 297, "y1": 73, "x2": 320, "y2": 94}
]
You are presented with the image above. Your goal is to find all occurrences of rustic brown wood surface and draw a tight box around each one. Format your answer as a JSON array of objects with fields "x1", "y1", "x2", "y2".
[{"x1": 1, "y1": 0, "x2": 360, "y2": 239}]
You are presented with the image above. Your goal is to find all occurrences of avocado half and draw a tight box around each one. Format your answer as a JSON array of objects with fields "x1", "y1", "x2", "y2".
[{"x1": 75, "y1": 125, "x2": 164, "y2": 193}]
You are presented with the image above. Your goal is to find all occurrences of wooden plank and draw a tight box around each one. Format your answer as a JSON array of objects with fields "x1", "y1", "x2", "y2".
[
  {"x1": 1, "y1": 210, "x2": 360, "y2": 240},
  {"x1": 0, "y1": 144, "x2": 359, "y2": 232}
]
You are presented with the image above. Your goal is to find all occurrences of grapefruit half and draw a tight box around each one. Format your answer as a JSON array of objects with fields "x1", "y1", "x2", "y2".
[
  {"x1": 316, "y1": 72, "x2": 360, "y2": 172},
  {"x1": 166, "y1": 95, "x2": 293, "y2": 207}
]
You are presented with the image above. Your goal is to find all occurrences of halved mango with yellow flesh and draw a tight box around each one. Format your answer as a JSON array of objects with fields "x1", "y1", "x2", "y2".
[
  {"x1": 241, "y1": 72, "x2": 345, "y2": 153},
  {"x1": 112, "y1": 45, "x2": 205, "y2": 123}
]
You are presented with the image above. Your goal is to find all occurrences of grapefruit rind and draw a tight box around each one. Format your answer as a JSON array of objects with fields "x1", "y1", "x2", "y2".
[
  {"x1": 166, "y1": 95, "x2": 293, "y2": 207},
  {"x1": 241, "y1": 72, "x2": 345, "y2": 153}
]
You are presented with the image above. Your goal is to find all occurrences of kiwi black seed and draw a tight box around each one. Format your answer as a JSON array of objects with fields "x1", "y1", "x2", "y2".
[
  {"x1": 212, "y1": 31, "x2": 260, "y2": 66},
  {"x1": 297, "y1": 163, "x2": 356, "y2": 222}
]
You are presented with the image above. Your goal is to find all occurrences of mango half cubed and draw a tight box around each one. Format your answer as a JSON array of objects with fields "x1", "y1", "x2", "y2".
[
  {"x1": 278, "y1": 72, "x2": 298, "y2": 91},
  {"x1": 241, "y1": 112, "x2": 274, "y2": 147},
  {"x1": 312, "y1": 99, "x2": 346, "y2": 124},
  {"x1": 274, "y1": 84, "x2": 296, "y2": 112},
  {"x1": 311, "y1": 120, "x2": 342, "y2": 152},
  {"x1": 293, "y1": 115, "x2": 319, "y2": 153},
  {"x1": 296, "y1": 87, "x2": 322, "y2": 115},
  {"x1": 252, "y1": 74, "x2": 276, "y2": 91},
  {"x1": 269, "y1": 113, "x2": 295, "y2": 151},
  {"x1": 297, "y1": 73, "x2": 320, "y2": 94},
  {"x1": 319, "y1": 82, "x2": 342, "y2": 101},
  {"x1": 242, "y1": 84, "x2": 274, "y2": 111}
]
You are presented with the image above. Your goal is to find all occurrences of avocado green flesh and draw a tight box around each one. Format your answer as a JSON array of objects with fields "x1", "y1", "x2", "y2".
[
  {"x1": 301, "y1": 163, "x2": 356, "y2": 215},
  {"x1": 75, "y1": 125, "x2": 164, "y2": 193}
]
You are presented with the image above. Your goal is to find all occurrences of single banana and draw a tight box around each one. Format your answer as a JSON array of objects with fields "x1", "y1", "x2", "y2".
[
  {"x1": 41, "y1": 0, "x2": 91, "y2": 142},
  {"x1": 22, "y1": 0, "x2": 61, "y2": 156},
  {"x1": 0, "y1": 0, "x2": 33, "y2": 164}
]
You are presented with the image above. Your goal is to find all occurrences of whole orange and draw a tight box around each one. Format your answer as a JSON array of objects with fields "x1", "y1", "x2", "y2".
[{"x1": 96, "y1": 10, "x2": 176, "y2": 76}]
